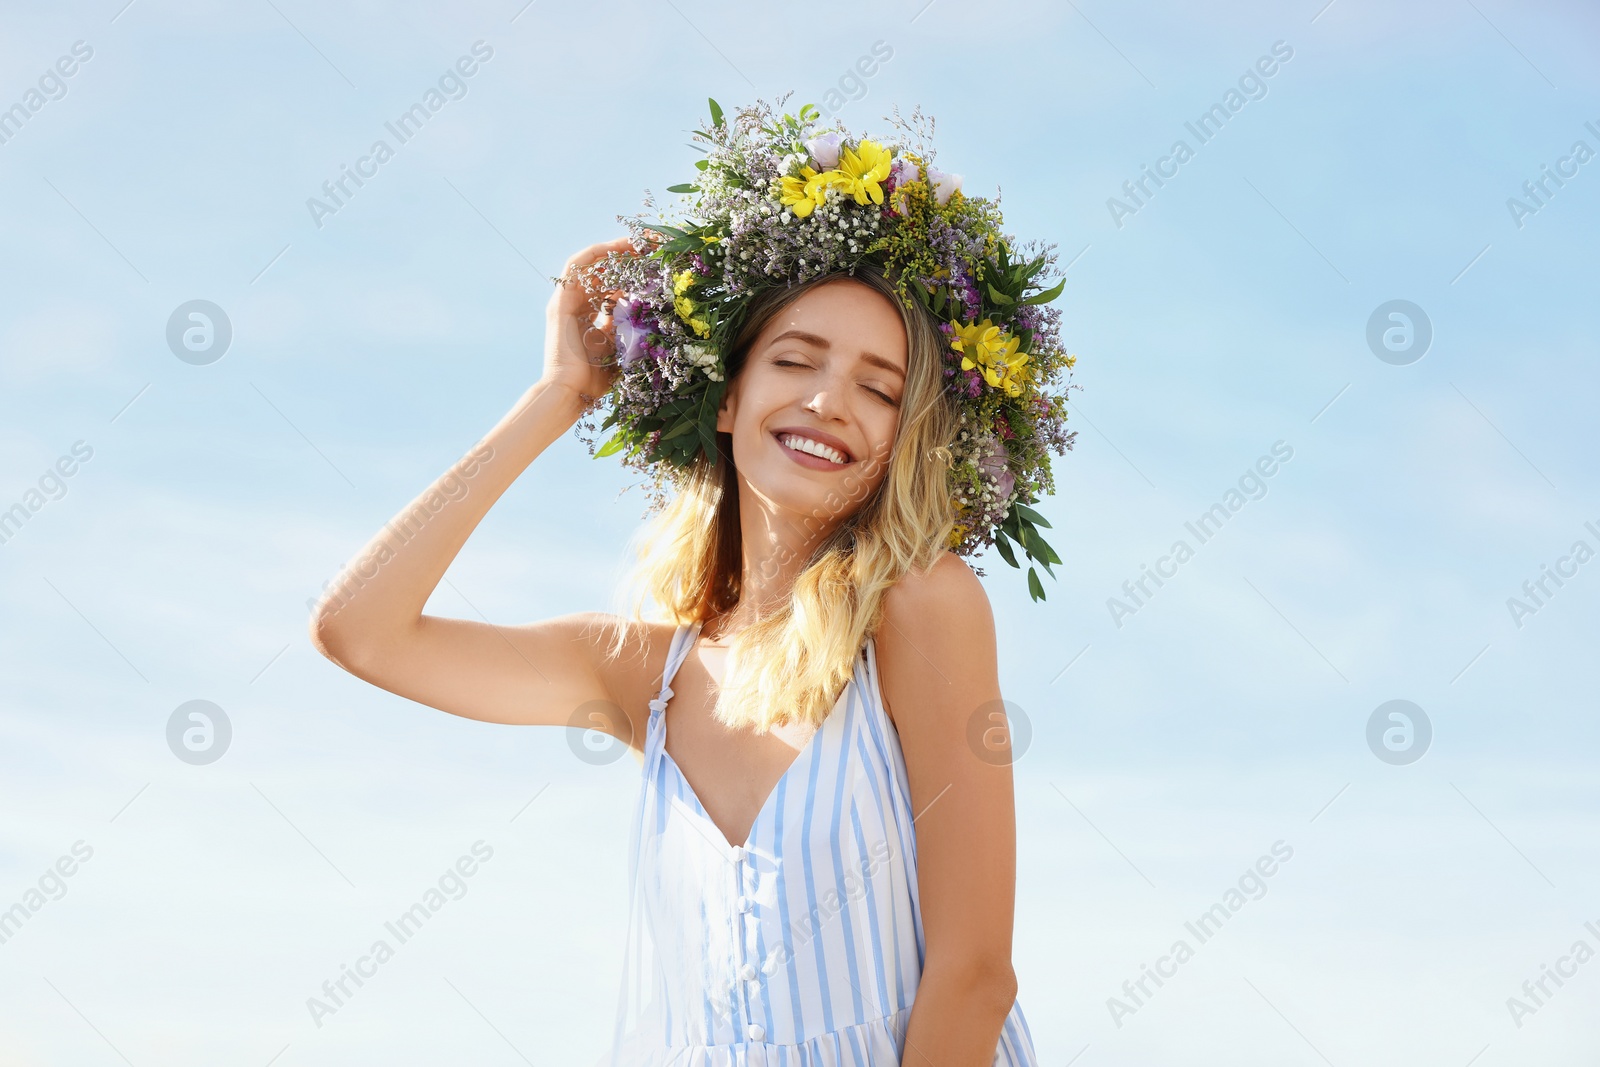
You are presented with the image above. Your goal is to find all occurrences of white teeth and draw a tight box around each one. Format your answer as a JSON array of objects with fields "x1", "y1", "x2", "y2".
[{"x1": 779, "y1": 433, "x2": 847, "y2": 465}]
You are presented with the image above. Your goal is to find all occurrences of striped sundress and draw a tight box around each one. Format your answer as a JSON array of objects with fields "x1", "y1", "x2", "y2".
[{"x1": 600, "y1": 619, "x2": 1040, "y2": 1065}]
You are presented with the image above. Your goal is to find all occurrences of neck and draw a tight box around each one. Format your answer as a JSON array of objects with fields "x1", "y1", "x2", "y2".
[{"x1": 703, "y1": 481, "x2": 844, "y2": 642}]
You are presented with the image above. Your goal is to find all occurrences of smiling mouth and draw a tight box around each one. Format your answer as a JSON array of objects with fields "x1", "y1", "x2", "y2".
[{"x1": 773, "y1": 431, "x2": 852, "y2": 467}]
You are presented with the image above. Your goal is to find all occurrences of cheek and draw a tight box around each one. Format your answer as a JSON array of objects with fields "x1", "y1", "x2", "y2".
[
  {"x1": 858, "y1": 426, "x2": 897, "y2": 479},
  {"x1": 869, "y1": 408, "x2": 900, "y2": 459}
]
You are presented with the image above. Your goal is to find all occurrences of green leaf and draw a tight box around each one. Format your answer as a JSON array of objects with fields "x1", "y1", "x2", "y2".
[
  {"x1": 1028, "y1": 527, "x2": 1063, "y2": 567},
  {"x1": 1036, "y1": 522, "x2": 1063, "y2": 557},
  {"x1": 660, "y1": 418, "x2": 696, "y2": 441},
  {"x1": 666, "y1": 183, "x2": 699, "y2": 194},
  {"x1": 694, "y1": 158, "x2": 710, "y2": 171},
  {"x1": 708, "y1": 98, "x2": 724, "y2": 128},
  {"x1": 798, "y1": 103, "x2": 820, "y2": 121},
  {"x1": 595, "y1": 430, "x2": 627, "y2": 458},
  {"x1": 1014, "y1": 503, "x2": 1052, "y2": 529},
  {"x1": 1017, "y1": 523, "x2": 1060, "y2": 571},
  {"x1": 1018, "y1": 277, "x2": 1066, "y2": 306},
  {"x1": 993, "y1": 529, "x2": 1019, "y2": 568},
  {"x1": 1017, "y1": 522, "x2": 1042, "y2": 559},
  {"x1": 1027, "y1": 566, "x2": 1045, "y2": 602},
  {"x1": 986, "y1": 283, "x2": 1015, "y2": 305}
]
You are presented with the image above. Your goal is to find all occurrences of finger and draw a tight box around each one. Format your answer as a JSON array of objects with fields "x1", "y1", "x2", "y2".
[
  {"x1": 582, "y1": 323, "x2": 618, "y2": 366},
  {"x1": 563, "y1": 236, "x2": 637, "y2": 271},
  {"x1": 555, "y1": 240, "x2": 644, "y2": 301}
]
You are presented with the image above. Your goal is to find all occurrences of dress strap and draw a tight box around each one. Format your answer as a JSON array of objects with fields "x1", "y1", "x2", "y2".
[{"x1": 648, "y1": 619, "x2": 704, "y2": 720}]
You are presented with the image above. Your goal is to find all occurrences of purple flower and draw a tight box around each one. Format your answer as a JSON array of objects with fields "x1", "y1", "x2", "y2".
[
  {"x1": 976, "y1": 435, "x2": 1016, "y2": 502},
  {"x1": 612, "y1": 298, "x2": 651, "y2": 367}
]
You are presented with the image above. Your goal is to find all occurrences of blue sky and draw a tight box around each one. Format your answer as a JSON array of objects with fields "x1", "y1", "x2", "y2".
[{"x1": 2, "y1": 0, "x2": 1598, "y2": 1063}]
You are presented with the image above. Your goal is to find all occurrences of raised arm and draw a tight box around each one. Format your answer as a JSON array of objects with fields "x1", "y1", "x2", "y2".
[{"x1": 308, "y1": 237, "x2": 647, "y2": 740}]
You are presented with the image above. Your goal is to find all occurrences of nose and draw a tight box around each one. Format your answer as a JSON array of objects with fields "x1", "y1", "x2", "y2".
[{"x1": 803, "y1": 381, "x2": 845, "y2": 420}]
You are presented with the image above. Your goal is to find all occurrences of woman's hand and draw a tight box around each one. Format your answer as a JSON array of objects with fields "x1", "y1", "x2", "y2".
[
  {"x1": 542, "y1": 235, "x2": 652, "y2": 402},
  {"x1": 310, "y1": 231, "x2": 671, "y2": 736}
]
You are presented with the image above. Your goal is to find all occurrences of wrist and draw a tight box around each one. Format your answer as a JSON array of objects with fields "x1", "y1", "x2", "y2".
[{"x1": 535, "y1": 377, "x2": 597, "y2": 417}]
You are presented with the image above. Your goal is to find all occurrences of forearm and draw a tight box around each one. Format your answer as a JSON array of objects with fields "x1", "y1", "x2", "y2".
[
  {"x1": 900, "y1": 963, "x2": 1018, "y2": 1067},
  {"x1": 310, "y1": 377, "x2": 589, "y2": 661}
]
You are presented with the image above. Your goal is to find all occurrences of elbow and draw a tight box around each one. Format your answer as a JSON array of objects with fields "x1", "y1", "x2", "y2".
[
  {"x1": 973, "y1": 961, "x2": 1019, "y2": 1013},
  {"x1": 928, "y1": 955, "x2": 1018, "y2": 1016},
  {"x1": 308, "y1": 600, "x2": 366, "y2": 672},
  {"x1": 307, "y1": 606, "x2": 344, "y2": 665}
]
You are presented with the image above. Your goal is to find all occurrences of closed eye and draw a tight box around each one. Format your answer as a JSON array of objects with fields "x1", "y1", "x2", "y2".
[{"x1": 773, "y1": 359, "x2": 898, "y2": 405}]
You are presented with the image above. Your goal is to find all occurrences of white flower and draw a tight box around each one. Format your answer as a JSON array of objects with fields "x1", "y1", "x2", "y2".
[
  {"x1": 683, "y1": 343, "x2": 718, "y2": 369},
  {"x1": 805, "y1": 131, "x2": 844, "y2": 169},
  {"x1": 926, "y1": 166, "x2": 963, "y2": 206}
]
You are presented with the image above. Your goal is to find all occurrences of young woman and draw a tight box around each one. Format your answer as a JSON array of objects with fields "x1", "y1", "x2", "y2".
[{"x1": 311, "y1": 99, "x2": 1070, "y2": 1065}]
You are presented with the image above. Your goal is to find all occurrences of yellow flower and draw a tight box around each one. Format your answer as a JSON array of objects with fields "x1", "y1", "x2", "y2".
[
  {"x1": 779, "y1": 165, "x2": 830, "y2": 218},
  {"x1": 887, "y1": 152, "x2": 928, "y2": 215},
  {"x1": 950, "y1": 319, "x2": 1031, "y2": 398},
  {"x1": 674, "y1": 284, "x2": 712, "y2": 338},
  {"x1": 777, "y1": 139, "x2": 893, "y2": 216},
  {"x1": 831, "y1": 139, "x2": 893, "y2": 206}
]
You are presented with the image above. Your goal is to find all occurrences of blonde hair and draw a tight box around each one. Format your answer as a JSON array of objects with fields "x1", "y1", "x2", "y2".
[{"x1": 606, "y1": 262, "x2": 960, "y2": 733}]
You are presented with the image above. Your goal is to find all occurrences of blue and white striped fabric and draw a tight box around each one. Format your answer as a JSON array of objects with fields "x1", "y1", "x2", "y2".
[{"x1": 601, "y1": 620, "x2": 1040, "y2": 1066}]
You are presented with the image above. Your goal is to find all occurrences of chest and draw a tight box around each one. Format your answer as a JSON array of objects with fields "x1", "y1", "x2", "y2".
[{"x1": 660, "y1": 649, "x2": 824, "y2": 851}]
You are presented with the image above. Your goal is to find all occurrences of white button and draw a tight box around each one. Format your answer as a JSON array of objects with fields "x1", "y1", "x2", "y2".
[
  {"x1": 746, "y1": 1023, "x2": 765, "y2": 1041},
  {"x1": 737, "y1": 896, "x2": 751, "y2": 912},
  {"x1": 740, "y1": 963, "x2": 757, "y2": 981},
  {"x1": 730, "y1": 845, "x2": 745, "y2": 863}
]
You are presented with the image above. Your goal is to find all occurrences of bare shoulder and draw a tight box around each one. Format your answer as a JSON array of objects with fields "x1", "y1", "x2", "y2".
[
  {"x1": 875, "y1": 551, "x2": 997, "y2": 729},
  {"x1": 880, "y1": 550, "x2": 996, "y2": 651},
  {"x1": 882, "y1": 550, "x2": 992, "y2": 622}
]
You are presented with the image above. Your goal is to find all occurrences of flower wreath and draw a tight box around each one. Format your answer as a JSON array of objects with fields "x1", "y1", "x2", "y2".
[{"x1": 574, "y1": 95, "x2": 1078, "y2": 601}]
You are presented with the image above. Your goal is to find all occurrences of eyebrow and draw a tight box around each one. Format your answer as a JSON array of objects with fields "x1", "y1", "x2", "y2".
[{"x1": 766, "y1": 328, "x2": 906, "y2": 379}]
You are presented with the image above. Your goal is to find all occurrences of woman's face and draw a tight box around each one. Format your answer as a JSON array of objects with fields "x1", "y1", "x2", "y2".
[{"x1": 716, "y1": 278, "x2": 908, "y2": 530}]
